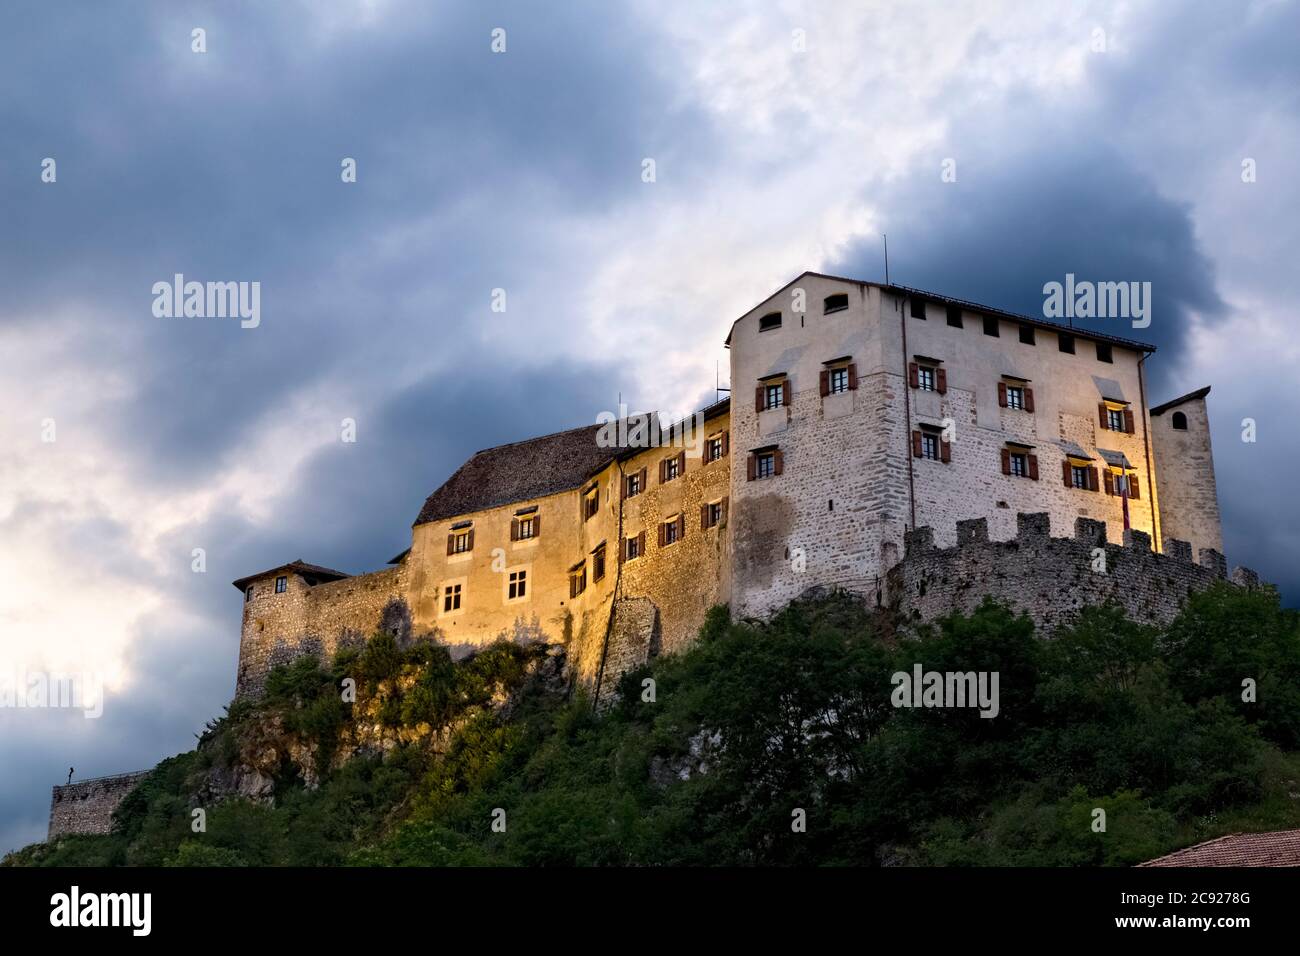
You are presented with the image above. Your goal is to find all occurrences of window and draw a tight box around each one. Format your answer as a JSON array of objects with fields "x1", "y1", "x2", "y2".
[
  {"x1": 764, "y1": 383, "x2": 784, "y2": 410},
  {"x1": 1058, "y1": 332, "x2": 1075, "y2": 354},
  {"x1": 569, "y1": 564, "x2": 587, "y2": 598},
  {"x1": 756, "y1": 452, "x2": 776, "y2": 478},
  {"x1": 759, "y1": 311, "x2": 782, "y2": 332},
  {"x1": 245, "y1": 586, "x2": 254, "y2": 603},
  {"x1": 275, "y1": 576, "x2": 287, "y2": 594},
  {"x1": 1172, "y1": 411, "x2": 1188, "y2": 430},
  {"x1": 517, "y1": 516, "x2": 537, "y2": 539},
  {"x1": 626, "y1": 536, "x2": 641, "y2": 560},
  {"x1": 508, "y1": 570, "x2": 527, "y2": 600},
  {"x1": 662, "y1": 517, "x2": 681, "y2": 545},
  {"x1": 663, "y1": 455, "x2": 680, "y2": 481},
  {"x1": 1019, "y1": 324, "x2": 1036, "y2": 345},
  {"x1": 983, "y1": 315, "x2": 999, "y2": 337},
  {"x1": 829, "y1": 366, "x2": 849, "y2": 394},
  {"x1": 1070, "y1": 465, "x2": 1089, "y2": 489},
  {"x1": 911, "y1": 297, "x2": 926, "y2": 319},
  {"x1": 921, "y1": 433, "x2": 940, "y2": 460},
  {"x1": 706, "y1": 435, "x2": 724, "y2": 463},
  {"x1": 452, "y1": 531, "x2": 472, "y2": 553},
  {"x1": 1002, "y1": 446, "x2": 1038, "y2": 479},
  {"x1": 824, "y1": 292, "x2": 849, "y2": 314},
  {"x1": 1108, "y1": 408, "x2": 1125, "y2": 432},
  {"x1": 592, "y1": 544, "x2": 606, "y2": 582},
  {"x1": 625, "y1": 472, "x2": 642, "y2": 497},
  {"x1": 702, "y1": 500, "x2": 725, "y2": 529},
  {"x1": 1009, "y1": 452, "x2": 1028, "y2": 477},
  {"x1": 916, "y1": 366, "x2": 936, "y2": 391},
  {"x1": 1096, "y1": 342, "x2": 1113, "y2": 363},
  {"x1": 584, "y1": 486, "x2": 599, "y2": 520},
  {"x1": 946, "y1": 305, "x2": 963, "y2": 328},
  {"x1": 443, "y1": 583, "x2": 462, "y2": 613},
  {"x1": 1006, "y1": 385, "x2": 1025, "y2": 410}
]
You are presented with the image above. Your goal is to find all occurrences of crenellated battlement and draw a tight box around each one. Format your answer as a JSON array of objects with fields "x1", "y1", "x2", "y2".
[{"x1": 887, "y1": 512, "x2": 1262, "y2": 632}]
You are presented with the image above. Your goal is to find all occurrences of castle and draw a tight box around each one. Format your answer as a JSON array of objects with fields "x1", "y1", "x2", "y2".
[{"x1": 229, "y1": 272, "x2": 1243, "y2": 704}]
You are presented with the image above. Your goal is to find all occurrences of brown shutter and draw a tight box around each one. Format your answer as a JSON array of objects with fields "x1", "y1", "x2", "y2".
[
  {"x1": 533, "y1": 515, "x2": 541, "y2": 536},
  {"x1": 700, "y1": 504, "x2": 709, "y2": 530},
  {"x1": 1088, "y1": 467, "x2": 1099, "y2": 492},
  {"x1": 1124, "y1": 408, "x2": 1135, "y2": 434},
  {"x1": 909, "y1": 362, "x2": 919, "y2": 388},
  {"x1": 998, "y1": 382, "x2": 1007, "y2": 407},
  {"x1": 677, "y1": 514, "x2": 686, "y2": 539},
  {"x1": 678, "y1": 450, "x2": 686, "y2": 476},
  {"x1": 639, "y1": 467, "x2": 646, "y2": 490},
  {"x1": 782, "y1": 379, "x2": 792, "y2": 406},
  {"x1": 659, "y1": 458, "x2": 666, "y2": 482},
  {"x1": 446, "y1": 534, "x2": 454, "y2": 556},
  {"x1": 912, "y1": 430, "x2": 923, "y2": 458},
  {"x1": 848, "y1": 363, "x2": 858, "y2": 390},
  {"x1": 721, "y1": 497, "x2": 728, "y2": 525},
  {"x1": 620, "y1": 475, "x2": 627, "y2": 501},
  {"x1": 936, "y1": 367, "x2": 947, "y2": 394},
  {"x1": 1024, "y1": 388, "x2": 1034, "y2": 413},
  {"x1": 510, "y1": 518, "x2": 519, "y2": 541},
  {"x1": 570, "y1": 575, "x2": 577, "y2": 599},
  {"x1": 1129, "y1": 475, "x2": 1140, "y2": 500},
  {"x1": 658, "y1": 522, "x2": 666, "y2": 547},
  {"x1": 819, "y1": 369, "x2": 830, "y2": 397},
  {"x1": 746, "y1": 453, "x2": 756, "y2": 481},
  {"x1": 1098, "y1": 403, "x2": 1109, "y2": 429},
  {"x1": 755, "y1": 385, "x2": 764, "y2": 412},
  {"x1": 1062, "y1": 461, "x2": 1072, "y2": 488},
  {"x1": 773, "y1": 449, "x2": 784, "y2": 475},
  {"x1": 1104, "y1": 471, "x2": 1114, "y2": 495},
  {"x1": 637, "y1": 530, "x2": 645, "y2": 555},
  {"x1": 940, "y1": 440, "x2": 951, "y2": 463},
  {"x1": 721, "y1": 431, "x2": 729, "y2": 456},
  {"x1": 1001, "y1": 448, "x2": 1011, "y2": 475},
  {"x1": 1028, "y1": 454, "x2": 1039, "y2": 481},
  {"x1": 619, "y1": 539, "x2": 626, "y2": 564},
  {"x1": 467, "y1": 529, "x2": 475, "y2": 550}
]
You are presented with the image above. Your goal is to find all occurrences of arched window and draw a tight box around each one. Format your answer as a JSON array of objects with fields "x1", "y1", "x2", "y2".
[{"x1": 1172, "y1": 411, "x2": 1188, "y2": 430}]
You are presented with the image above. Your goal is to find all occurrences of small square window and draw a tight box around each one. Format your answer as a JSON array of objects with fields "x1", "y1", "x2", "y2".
[
  {"x1": 584, "y1": 488, "x2": 599, "y2": 520},
  {"x1": 443, "y1": 583, "x2": 462, "y2": 613},
  {"x1": 569, "y1": 565, "x2": 587, "y2": 598},
  {"x1": 946, "y1": 306, "x2": 963, "y2": 328},
  {"x1": 764, "y1": 383, "x2": 784, "y2": 410},
  {"x1": 706, "y1": 502, "x2": 723, "y2": 528},
  {"x1": 517, "y1": 516, "x2": 536, "y2": 539},
  {"x1": 916, "y1": 366, "x2": 936, "y2": 391},
  {"x1": 824, "y1": 293, "x2": 849, "y2": 314},
  {"x1": 1071, "y1": 465, "x2": 1089, "y2": 489},
  {"x1": 626, "y1": 536, "x2": 641, "y2": 560},
  {"x1": 756, "y1": 452, "x2": 776, "y2": 478},
  {"x1": 664, "y1": 520, "x2": 680, "y2": 545},
  {"x1": 275, "y1": 576, "x2": 287, "y2": 594},
  {"x1": 910, "y1": 297, "x2": 926, "y2": 319},
  {"x1": 1019, "y1": 324, "x2": 1036, "y2": 345},
  {"x1": 983, "y1": 316, "x2": 999, "y2": 337},
  {"x1": 508, "y1": 570, "x2": 527, "y2": 600},
  {"x1": 593, "y1": 544, "x2": 607, "y2": 581},
  {"x1": 1006, "y1": 385, "x2": 1025, "y2": 410},
  {"x1": 829, "y1": 367, "x2": 849, "y2": 394},
  {"x1": 453, "y1": 531, "x2": 472, "y2": 553},
  {"x1": 1058, "y1": 333, "x2": 1075, "y2": 354},
  {"x1": 626, "y1": 473, "x2": 642, "y2": 497},
  {"x1": 664, "y1": 456, "x2": 680, "y2": 481},
  {"x1": 1108, "y1": 408, "x2": 1125, "y2": 432},
  {"x1": 1009, "y1": 452, "x2": 1028, "y2": 477},
  {"x1": 758, "y1": 311, "x2": 782, "y2": 332},
  {"x1": 1096, "y1": 342, "x2": 1113, "y2": 363},
  {"x1": 706, "y1": 436, "x2": 723, "y2": 462},
  {"x1": 921, "y1": 433, "x2": 940, "y2": 460},
  {"x1": 245, "y1": 586, "x2": 254, "y2": 603}
]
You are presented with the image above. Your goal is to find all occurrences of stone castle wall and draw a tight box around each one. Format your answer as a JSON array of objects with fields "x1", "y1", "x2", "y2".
[
  {"x1": 48, "y1": 771, "x2": 150, "y2": 839},
  {"x1": 885, "y1": 511, "x2": 1260, "y2": 632}
]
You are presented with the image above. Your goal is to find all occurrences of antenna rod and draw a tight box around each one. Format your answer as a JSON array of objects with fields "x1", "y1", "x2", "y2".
[{"x1": 883, "y1": 234, "x2": 890, "y2": 285}]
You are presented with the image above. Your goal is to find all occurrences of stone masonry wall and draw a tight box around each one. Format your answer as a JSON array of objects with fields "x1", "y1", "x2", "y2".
[
  {"x1": 886, "y1": 511, "x2": 1259, "y2": 632},
  {"x1": 48, "y1": 771, "x2": 150, "y2": 839}
]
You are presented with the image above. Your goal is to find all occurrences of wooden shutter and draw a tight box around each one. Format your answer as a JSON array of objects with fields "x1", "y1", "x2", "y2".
[
  {"x1": 1098, "y1": 403, "x2": 1109, "y2": 429},
  {"x1": 819, "y1": 370, "x2": 830, "y2": 397},
  {"x1": 1028, "y1": 454, "x2": 1039, "y2": 481},
  {"x1": 1024, "y1": 388, "x2": 1034, "y2": 413},
  {"x1": 658, "y1": 522, "x2": 666, "y2": 547},
  {"x1": 936, "y1": 367, "x2": 947, "y2": 394},
  {"x1": 848, "y1": 363, "x2": 858, "y2": 390},
  {"x1": 677, "y1": 514, "x2": 686, "y2": 539},
  {"x1": 700, "y1": 504, "x2": 710, "y2": 530},
  {"x1": 721, "y1": 431, "x2": 729, "y2": 456},
  {"x1": 721, "y1": 497, "x2": 728, "y2": 525},
  {"x1": 621, "y1": 475, "x2": 628, "y2": 501},
  {"x1": 677, "y1": 450, "x2": 686, "y2": 476},
  {"x1": 909, "y1": 362, "x2": 919, "y2": 388},
  {"x1": 940, "y1": 439, "x2": 951, "y2": 463},
  {"x1": 637, "y1": 530, "x2": 645, "y2": 555},
  {"x1": 1129, "y1": 475, "x2": 1140, "y2": 500},
  {"x1": 619, "y1": 539, "x2": 626, "y2": 564},
  {"x1": 1000, "y1": 448, "x2": 1011, "y2": 475},
  {"x1": 510, "y1": 518, "x2": 519, "y2": 541},
  {"x1": 755, "y1": 385, "x2": 764, "y2": 412},
  {"x1": 746, "y1": 453, "x2": 756, "y2": 481},
  {"x1": 466, "y1": 529, "x2": 475, "y2": 550},
  {"x1": 1062, "y1": 461, "x2": 1072, "y2": 488},
  {"x1": 782, "y1": 379, "x2": 792, "y2": 406},
  {"x1": 639, "y1": 467, "x2": 646, "y2": 490},
  {"x1": 1104, "y1": 471, "x2": 1114, "y2": 495},
  {"x1": 1124, "y1": 408, "x2": 1135, "y2": 434},
  {"x1": 912, "y1": 430, "x2": 923, "y2": 458},
  {"x1": 998, "y1": 382, "x2": 1007, "y2": 407},
  {"x1": 658, "y1": 458, "x2": 666, "y2": 482},
  {"x1": 446, "y1": 534, "x2": 454, "y2": 556},
  {"x1": 570, "y1": 575, "x2": 578, "y2": 599},
  {"x1": 533, "y1": 515, "x2": 540, "y2": 537},
  {"x1": 773, "y1": 449, "x2": 784, "y2": 475},
  {"x1": 1088, "y1": 467, "x2": 1099, "y2": 492}
]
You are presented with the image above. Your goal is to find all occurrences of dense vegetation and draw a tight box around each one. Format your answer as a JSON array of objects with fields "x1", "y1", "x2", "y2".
[{"x1": 8, "y1": 583, "x2": 1300, "y2": 867}]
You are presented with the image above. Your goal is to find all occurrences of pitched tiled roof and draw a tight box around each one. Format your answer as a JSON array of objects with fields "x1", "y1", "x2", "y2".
[
  {"x1": 231, "y1": 560, "x2": 350, "y2": 591},
  {"x1": 1150, "y1": 385, "x2": 1211, "y2": 417},
  {"x1": 1139, "y1": 829, "x2": 1300, "y2": 867},
  {"x1": 413, "y1": 422, "x2": 620, "y2": 527}
]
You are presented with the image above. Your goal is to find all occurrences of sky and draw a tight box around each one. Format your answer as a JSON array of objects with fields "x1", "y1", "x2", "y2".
[{"x1": 2, "y1": 0, "x2": 1297, "y2": 853}]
